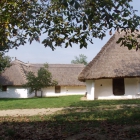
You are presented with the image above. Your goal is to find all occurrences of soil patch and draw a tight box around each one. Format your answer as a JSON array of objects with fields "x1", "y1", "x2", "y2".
[{"x1": 0, "y1": 108, "x2": 63, "y2": 116}]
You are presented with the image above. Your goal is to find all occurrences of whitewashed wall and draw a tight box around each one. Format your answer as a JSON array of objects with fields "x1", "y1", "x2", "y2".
[
  {"x1": 0, "y1": 87, "x2": 29, "y2": 98},
  {"x1": 42, "y1": 86, "x2": 86, "y2": 97},
  {"x1": 86, "y1": 80, "x2": 95, "y2": 100},
  {"x1": 93, "y1": 78, "x2": 140, "y2": 100},
  {"x1": 0, "y1": 86, "x2": 86, "y2": 98},
  {"x1": 95, "y1": 79, "x2": 112, "y2": 99},
  {"x1": 124, "y1": 78, "x2": 140, "y2": 99},
  {"x1": 1, "y1": 79, "x2": 140, "y2": 99}
]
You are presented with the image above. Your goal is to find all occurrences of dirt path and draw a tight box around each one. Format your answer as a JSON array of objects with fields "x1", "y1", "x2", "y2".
[
  {"x1": 0, "y1": 104, "x2": 139, "y2": 117},
  {"x1": 0, "y1": 108, "x2": 64, "y2": 116}
]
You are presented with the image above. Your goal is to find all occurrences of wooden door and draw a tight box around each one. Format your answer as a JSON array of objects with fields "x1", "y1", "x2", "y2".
[{"x1": 113, "y1": 78, "x2": 125, "y2": 95}]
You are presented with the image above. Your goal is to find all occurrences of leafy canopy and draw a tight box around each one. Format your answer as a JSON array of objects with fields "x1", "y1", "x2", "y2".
[
  {"x1": 71, "y1": 54, "x2": 88, "y2": 65},
  {"x1": 0, "y1": 0, "x2": 140, "y2": 51},
  {"x1": 25, "y1": 64, "x2": 57, "y2": 93},
  {"x1": 0, "y1": 53, "x2": 11, "y2": 73}
]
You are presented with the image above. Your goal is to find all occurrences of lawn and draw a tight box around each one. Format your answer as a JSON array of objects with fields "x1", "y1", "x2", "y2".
[
  {"x1": 0, "y1": 95, "x2": 82, "y2": 110},
  {"x1": 1, "y1": 95, "x2": 140, "y2": 110},
  {"x1": 0, "y1": 96, "x2": 140, "y2": 139}
]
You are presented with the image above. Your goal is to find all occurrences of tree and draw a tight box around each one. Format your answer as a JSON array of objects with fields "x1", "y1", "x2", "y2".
[
  {"x1": 0, "y1": 0, "x2": 140, "y2": 51},
  {"x1": 0, "y1": 0, "x2": 42, "y2": 52},
  {"x1": 71, "y1": 54, "x2": 88, "y2": 65},
  {"x1": 25, "y1": 64, "x2": 57, "y2": 97},
  {"x1": 0, "y1": 53, "x2": 11, "y2": 73}
]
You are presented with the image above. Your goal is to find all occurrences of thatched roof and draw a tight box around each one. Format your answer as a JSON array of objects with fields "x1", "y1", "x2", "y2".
[
  {"x1": 78, "y1": 31, "x2": 140, "y2": 81},
  {"x1": 0, "y1": 60, "x2": 85, "y2": 86}
]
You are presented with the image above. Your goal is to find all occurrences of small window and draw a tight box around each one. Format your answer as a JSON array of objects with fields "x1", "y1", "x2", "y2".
[
  {"x1": 55, "y1": 86, "x2": 61, "y2": 93},
  {"x1": 2, "y1": 86, "x2": 7, "y2": 91},
  {"x1": 113, "y1": 78, "x2": 125, "y2": 95}
]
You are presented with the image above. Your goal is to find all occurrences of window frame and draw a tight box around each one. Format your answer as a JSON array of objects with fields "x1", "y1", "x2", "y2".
[
  {"x1": 2, "y1": 86, "x2": 7, "y2": 91},
  {"x1": 55, "y1": 86, "x2": 61, "y2": 93}
]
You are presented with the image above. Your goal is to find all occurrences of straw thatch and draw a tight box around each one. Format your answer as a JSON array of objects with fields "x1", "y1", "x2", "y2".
[
  {"x1": 78, "y1": 31, "x2": 140, "y2": 81},
  {"x1": 0, "y1": 60, "x2": 85, "y2": 86}
]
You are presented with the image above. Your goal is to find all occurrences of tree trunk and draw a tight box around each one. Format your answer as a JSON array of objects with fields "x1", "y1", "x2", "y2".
[
  {"x1": 41, "y1": 90, "x2": 43, "y2": 98},
  {"x1": 35, "y1": 90, "x2": 37, "y2": 97}
]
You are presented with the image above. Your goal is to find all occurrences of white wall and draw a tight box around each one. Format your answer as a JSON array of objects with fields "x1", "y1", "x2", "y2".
[
  {"x1": 0, "y1": 87, "x2": 29, "y2": 98},
  {"x1": 94, "y1": 78, "x2": 140, "y2": 100},
  {"x1": 1, "y1": 79, "x2": 140, "y2": 99},
  {"x1": 86, "y1": 80, "x2": 95, "y2": 100},
  {"x1": 0, "y1": 86, "x2": 86, "y2": 98},
  {"x1": 125, "y1": 78, "x2": 140, "y2": 99},
  {"x1": 42, "y1": 86, "x2": 86, "y2": 97},
  {"x1": 95, "y1": 79, "x2": 112, "y2": 99}
]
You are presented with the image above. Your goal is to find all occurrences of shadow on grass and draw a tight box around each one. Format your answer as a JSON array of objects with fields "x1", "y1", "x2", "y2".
[
  {"x1": 0, "y1": 108, "x2": 140, "y2": 139},
  {"x1": 70, "y1": 99, "x2": 140, "y2": 107}
]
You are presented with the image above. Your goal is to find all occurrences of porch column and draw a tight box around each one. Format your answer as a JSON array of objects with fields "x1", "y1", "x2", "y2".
[
  {"x1": 137, "y1": 78, "x2": 140, "y2": 93},
  {"x1": 86, "y1": 80, "x2": 95, "y2": 100},
  {"x1": 65, "y1": 86, "x2": 67, "y2": 94}
]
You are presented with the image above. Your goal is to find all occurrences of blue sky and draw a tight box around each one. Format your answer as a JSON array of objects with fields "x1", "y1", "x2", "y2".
[{"x1": 6, "y1": 0, "x2": 140, "y2": 64}]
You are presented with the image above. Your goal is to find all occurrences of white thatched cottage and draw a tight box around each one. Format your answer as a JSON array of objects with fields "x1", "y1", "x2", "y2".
[
  {"x1": 78, "y1": 32, "x2": 140, "y2": 100},
  {"x1": 0, "y1": 59, "x2": 86, "y2": 98}
]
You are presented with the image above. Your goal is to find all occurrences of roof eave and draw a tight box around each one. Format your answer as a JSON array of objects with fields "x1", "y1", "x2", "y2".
[{"x1": 79, "y1": 76, "x2": 140, "y2": 81}]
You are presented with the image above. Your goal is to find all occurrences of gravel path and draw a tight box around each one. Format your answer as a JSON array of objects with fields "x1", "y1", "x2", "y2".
[{"x1": 0, "y1": 108, "x2": 64, "y2": 116}]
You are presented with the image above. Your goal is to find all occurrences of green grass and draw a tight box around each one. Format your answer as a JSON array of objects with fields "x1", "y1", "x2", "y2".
[
  {"x1": 0, "y1": 95, "x2": 82, "y2": 110},
  {"x1": 1, "y1": 96, "x2": 140, "y2": 139},
  {"x1": 1, "y1": 95, "x2": 140, "y2": 110}
]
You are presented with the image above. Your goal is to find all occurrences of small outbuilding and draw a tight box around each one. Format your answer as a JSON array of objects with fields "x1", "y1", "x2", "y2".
[{"x1": 78, "y1": 32, "x2": 140, "y2": 100}]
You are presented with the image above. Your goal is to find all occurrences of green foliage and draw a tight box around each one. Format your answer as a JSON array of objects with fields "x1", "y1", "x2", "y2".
[
  {"x1": 0, "y1": 53, "x2": 11, "y2": 73},
  {"x1": 0, "y1": 0, "x2": 42, "y2": 51},
  {"x1": 46, "y1": 0, "x2": 140, "y2": 50},
  {"x1": 25, "y1": 65, "x2": 57, "y2": 95},
  {"x1": 71, "y1": 54, "x2": 88, "y2": 65},
  {"x1": 0, "y1": 0, "x2": 140, "y2": 51}
]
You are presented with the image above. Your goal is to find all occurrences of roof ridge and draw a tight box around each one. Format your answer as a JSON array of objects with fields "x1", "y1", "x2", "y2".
[
  {"x1": 78, "y1": 33, "x2": 116, "y2": 81},
  {"x1": 30, "y1": 64, "x2": 85, "y2": 68},
  {"x1": 13, "y1": 59, "x2": 30, "y2": 67},
  {"x1": 13, "y1": 60, "x2": 85, "y2": 67}
]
